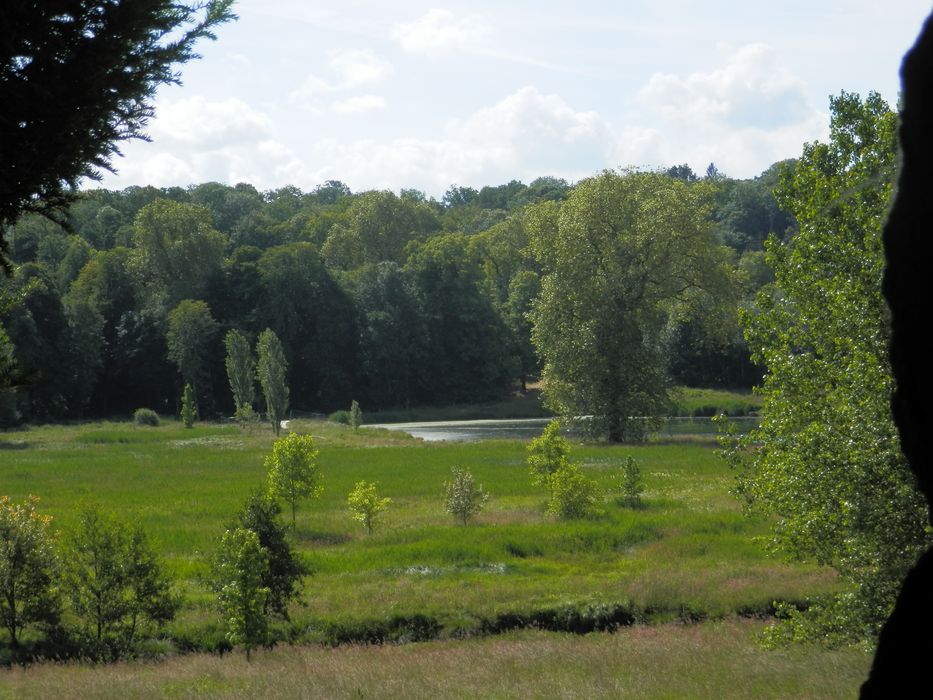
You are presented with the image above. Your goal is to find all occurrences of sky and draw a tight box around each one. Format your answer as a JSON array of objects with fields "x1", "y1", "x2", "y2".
[{"x1": 94, "y1": 1, "x2": 933, "y2": 198}]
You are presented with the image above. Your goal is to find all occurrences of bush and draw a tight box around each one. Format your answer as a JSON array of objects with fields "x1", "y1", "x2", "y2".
[
  {"x1": 444, "y1": 466, "x2": 490, "y2": 524},
  {"x1": 63, "y1": 505, "x2": 179, "y2": 659},
  {"x1": 527, "y1": 420, "x2": 570, "y2": 498},
  {"x1": 328, "y1": 410, "x2": 350, "y2": 425},
  {"x1": 349, "y1": 400, "x2": 362, "y2": 431},
  {"x1": 547, "y1": 464, "x2": 601, "y2": 519},
  {"x1": 347, "y1": 481, "x2": 391, "y2": 535},
  {"x1": 234, "y1": 405, "x2": 260, "y2": 428},
  {"x1": 133, "y1": 408, "x2": 160, "y2": 427},
  {"x1": 615, "y1": 456, "x2": 644, "y2": 507},
  {"x1": 0, "y1": 496, "x2": 61, "y2": 649}
]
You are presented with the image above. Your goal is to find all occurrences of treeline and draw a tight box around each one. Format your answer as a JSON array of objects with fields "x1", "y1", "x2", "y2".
[{"x1": 0, "y1": 165, "x2": 794, "y2": 425}]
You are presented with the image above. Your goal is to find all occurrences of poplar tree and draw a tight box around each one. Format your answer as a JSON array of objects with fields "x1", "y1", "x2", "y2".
[
  {"x1": 256, "y1": 329, "x2": 289, "y2": 436},
  {"x1": 225, "y1": 329, "x2": 256, "y2": 422}
]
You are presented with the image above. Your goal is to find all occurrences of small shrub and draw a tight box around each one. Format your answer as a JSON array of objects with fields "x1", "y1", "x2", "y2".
[
  {"x1": 349, "y1": 400, "x2": 362, "y2": 431},
  {"x1": 64, "y1": 505, "x2": 179, "y2": 659},
  {"x1": 547, "y1": 464, "x2": 601, "y2": 519},
  {"x1": 0, "y1": 496, "x2": 60, "y2": 649},
  {"x1": 234, "y1": 405, "x2": 260, "y2": 428},
  {"x1": 527, "y1": 420, "x2": 570, "y2": 498},
  {"x1": 134, "y1": 408, "x2": 160, "y2": 427},
  {"x1": 444, "y1": 466, "x2": 490, "y2": 524},
  {"x1": 616, "y1": 456, "x2": 645, "y2": 507},
  {"x1": 328, "y1": 410, "x2": 350, "y2": 425},
  {"x1": 347, "y1": 481, "x2": 391, "y2": 535},
  {"x1": 180, "y1": 384, "x2": 196, "y2": 428}
]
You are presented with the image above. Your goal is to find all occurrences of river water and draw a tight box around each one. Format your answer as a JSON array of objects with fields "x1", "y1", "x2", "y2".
[
  {"x1": 366, "y1": 416, "x2": 756, "y2": 442},
  {"x1": 366, "y1": 418, "x2": 554, "y2": 442}
]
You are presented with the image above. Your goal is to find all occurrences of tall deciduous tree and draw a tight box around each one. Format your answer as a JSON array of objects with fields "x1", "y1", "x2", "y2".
[
  {"x1": 0, "y1": 1, "x2": 236, "y2": 268},
  {"x1": 256, "y1": 328, "x2": 289, "y2": 435},
  {"x1": 352, "y1": 261, "x2": 426, "y2": 408},
  {"x1": 256, "y1": 243, "x2": 358, "y2": 409},
  {"x1": 131, "y1": 199, "x2": 227, "y2": 307},
  {"x1": 719, "y1": 91, "x2": 932, "y2": 645},
  {"x1": 166, "y1": 299, "x2": 218, "y2": 415},
  {"x1": 528, "y1": 170, "x2": 735, "y2": 442},
  {"x1": 404, "y1": 234, "x2": 513, "y2": 404}
]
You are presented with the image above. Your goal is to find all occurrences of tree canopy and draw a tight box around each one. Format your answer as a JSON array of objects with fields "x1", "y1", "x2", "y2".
[
  {"x1": 0, "y1": 0, "x2": 236, "y2": 267},
  {"x1": 0, "y1": 164, "x2": 785, "y2": 424},
  {"x1": 529, "y1": 170, "x2": 736, "y2": 441}
]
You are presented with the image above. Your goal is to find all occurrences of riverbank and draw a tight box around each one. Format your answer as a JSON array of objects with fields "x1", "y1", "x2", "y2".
[{"x1": 355, "y1": 386, "x2": 760, "y2": 426}]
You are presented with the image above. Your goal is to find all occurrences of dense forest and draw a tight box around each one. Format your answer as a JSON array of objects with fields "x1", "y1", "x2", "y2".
[{"x1": 0, "y1": 164, "x2": 794, "y2": 426}]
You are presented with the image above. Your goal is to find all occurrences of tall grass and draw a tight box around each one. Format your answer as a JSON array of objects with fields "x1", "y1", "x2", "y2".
[
  {"x1": 670, "y1": 387, "x2": 762, "y2": 416},
  {"x1": 0, "y1": 620, "x2": 869, "y2": 699}
]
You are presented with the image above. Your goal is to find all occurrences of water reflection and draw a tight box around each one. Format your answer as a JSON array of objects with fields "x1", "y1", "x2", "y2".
[
  {"x1": 367, "y1": 418, "x2": 554, "y2": 442},
  {"x1": 367, "y1": 416, "x2": 757, "y2": 442}
]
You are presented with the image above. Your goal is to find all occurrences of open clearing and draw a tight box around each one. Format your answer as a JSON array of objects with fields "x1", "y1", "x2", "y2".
[{"x1": 0, "y1": 416, "x2": 870, "y2": 694}]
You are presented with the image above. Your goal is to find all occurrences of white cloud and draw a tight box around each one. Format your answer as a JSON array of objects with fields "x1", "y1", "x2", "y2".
[
  {"x1": 147, "y1": 97, "x2": 274, "y2": 149},
  {"x1": 332, "y1": 95, "x2": 388, "y2": 115},
  {"x1": 100, "y1": 43, "x2": 830, "y2": 197},
  {"x1": 288, "y1": 74, "x2": 332, "y2": 106},
  {"x1": 393, "y1": 9, "x2": 490, "y2": 56},
  {"x1": 302, "y1": 86, "x2": 619, "y2": 194},
  {"x1": 102, "y1": 97, "x2": 313, "y2": 190},
  {"x1": 289, "y1": 49, "x2": 391, "y2": 111},
  {"x1": 638, "y1": 43, "x2": 812, "y2": 129},
  {"x1": 631, "y1": 43, "x2": 829, "y2": 177},
  {"x1": 329, "y1": 49, "x2": 392, "y2": 87},
  {"x1": 452, "y1": 86, "x2": 616, "y2": 174}
]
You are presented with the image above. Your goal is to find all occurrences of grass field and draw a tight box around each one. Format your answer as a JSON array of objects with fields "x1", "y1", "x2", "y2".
[
  {"x1": 0, "y1": 414, "x2": 870, "y2": 694},
  {"x1": 670, "y1": 387, "x2": 763, "y2": 416}
]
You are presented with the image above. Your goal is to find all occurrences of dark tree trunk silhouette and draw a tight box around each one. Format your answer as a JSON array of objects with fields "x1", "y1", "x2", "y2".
[{"x1": 862, "y1": 11, "x2": 933, "y2": 697}]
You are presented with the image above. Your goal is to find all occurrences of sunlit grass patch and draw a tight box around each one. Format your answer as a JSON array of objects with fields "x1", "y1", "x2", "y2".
[{"x1": 0, "y1": 417, "x2": 848, "y2": 663}]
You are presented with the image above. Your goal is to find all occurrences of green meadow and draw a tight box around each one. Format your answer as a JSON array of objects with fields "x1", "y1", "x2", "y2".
[{"x1": 0, "y1": 413, "x2": 871, "y2": 694}]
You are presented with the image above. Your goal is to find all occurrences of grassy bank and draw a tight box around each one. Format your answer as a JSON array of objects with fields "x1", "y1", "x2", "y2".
[
  {"x1": 354, "y1": 386, "x2": 762, "y2": 424},
  {"x1": 670, "y1": 387, "x2": 762, "y2": 417}
]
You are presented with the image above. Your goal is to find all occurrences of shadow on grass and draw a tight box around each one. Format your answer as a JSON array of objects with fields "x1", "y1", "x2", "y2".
[
  {"x1": 294, "y1": 529, "x2": 353, "y2": 546},
  {"x1": 0, "y1": 440, "x2": 30, "y2": 450}
]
